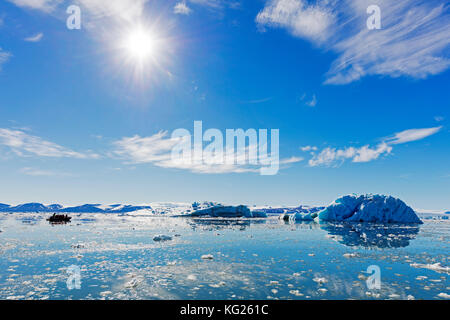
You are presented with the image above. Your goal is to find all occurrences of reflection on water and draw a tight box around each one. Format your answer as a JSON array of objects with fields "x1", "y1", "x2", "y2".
[
  {"x1": 0, "y1": 213, "x2": 447, "y2": 300},
  {"x1": 320, "y1": 222, "x2": 421, "y2": 248},
  {"x1": 186, "y1": 218, "x2": 269, "y2": 231}
]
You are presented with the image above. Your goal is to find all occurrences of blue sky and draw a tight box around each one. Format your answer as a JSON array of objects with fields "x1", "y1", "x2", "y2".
[{"x1": 0, "y1": 0, "x2": 449, "y2": 210}]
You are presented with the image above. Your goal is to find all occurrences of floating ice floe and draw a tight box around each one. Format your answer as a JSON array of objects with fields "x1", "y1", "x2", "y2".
[
  {"x1": 410, "y1": 262, "x2": 450, "y2": 274},
  {"x1": 153, "y1": 235, "x2": 173, "y2": 242},
  {"x1": 437, "y1": 293, "x2": 450, "y2": 299},
  {"x1": 317, "y1": 194, "x2": 423, "y2": 224}
]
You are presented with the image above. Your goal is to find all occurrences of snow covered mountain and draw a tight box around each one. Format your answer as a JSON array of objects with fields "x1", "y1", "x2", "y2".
[{"x1": 0, "y1": 203, "x2": 153, "y2": 213}]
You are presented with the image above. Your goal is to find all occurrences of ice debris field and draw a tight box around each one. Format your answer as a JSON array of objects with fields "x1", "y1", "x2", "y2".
[{"x1": 0, "y1": 194, "x2": 448, "y2": 300}]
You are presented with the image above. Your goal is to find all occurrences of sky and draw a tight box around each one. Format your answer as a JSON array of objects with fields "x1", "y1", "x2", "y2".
[{"x1": 0, "y1": 0, "x2": 449, "y2": 210}]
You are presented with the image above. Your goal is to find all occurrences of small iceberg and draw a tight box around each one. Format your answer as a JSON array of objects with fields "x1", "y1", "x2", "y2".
[
  {"x1": 280, "y1": 211, "x2": 316, "y2": 222},
  {"x1": 317, "y1": 194, "x2": 422, "y2": 224},
  {"x1": 153, "y1": 235, "x2": 173, "y2": 242}
]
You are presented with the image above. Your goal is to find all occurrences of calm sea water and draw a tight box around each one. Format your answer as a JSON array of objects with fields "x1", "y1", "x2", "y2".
[{"x1": 0, "y1": 213, "x2": 448, "y2": 300}]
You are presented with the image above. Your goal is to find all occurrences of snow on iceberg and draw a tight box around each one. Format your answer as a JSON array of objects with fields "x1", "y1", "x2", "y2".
[
  {"x1": 318, "y1": 194, "x2": 422, "y2": 224},
  {"x1": 279, "y1": 206, "x2": 324, "y2": 222},
  {"x1": 188, "y1": 205, "x2": 267, "y2": 218},
  {"x1": 280, "y1": 211, "x2": 316, "y2": 222}
]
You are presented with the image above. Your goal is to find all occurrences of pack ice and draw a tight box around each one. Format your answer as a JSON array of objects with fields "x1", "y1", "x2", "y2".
[{"x1": 318, "y1": 194, "x2": 422, "y2": 224}]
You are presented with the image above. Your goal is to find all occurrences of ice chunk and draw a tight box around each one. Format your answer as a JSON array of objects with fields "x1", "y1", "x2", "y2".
[
  {"x1": 153, "y1": 235, "x2": 173, "y2": 242},
  {"x1": 410, "y1": 262, "x2": 450, "y2": 274},
  {"x1": 318, "y1": 194, "x2": 422, "y2": 224}
]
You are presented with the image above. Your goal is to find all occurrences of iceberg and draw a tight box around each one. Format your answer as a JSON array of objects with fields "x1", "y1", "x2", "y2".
[
  {"x1": 188, "y1": 205, "x2": 267, "y2": 218},
  {"x1": 279, "y1": 206, "x2": 324, "y2": 222},
  {"x1": 318, "y1": 194, "x2": 422, "y2": 224},
  {"x1": 153, "y1": 235, "x2": 173, "y2": 242}
]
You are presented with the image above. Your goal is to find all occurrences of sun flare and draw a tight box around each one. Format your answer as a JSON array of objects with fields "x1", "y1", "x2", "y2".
[
  {"x1": 123, "y1": 27, "x2": 157, "y2": 62},
  {"x1": 115, "y1": 22, "x2": 172, "y2": 84}
]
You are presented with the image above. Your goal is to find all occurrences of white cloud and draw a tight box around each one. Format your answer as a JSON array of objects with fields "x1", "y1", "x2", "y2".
[
  {"x1": 308, "y1": 143, "x2": 392, "y2": 167},
  {"x1": 384, "y1": 126, "x2": 442, "y2": 145},
  {"x1": 0, "y1": 128, "x2": 99, "y2": 159},
  {"x1": 305, "y1": 94, "x2": 317, "y2": 107},
  {"x1": 24, "y1": 32, "x2": 44, "y2": 42},
  {"x1": 256, "y1": 0, "x2": 335, "y2": 43},
  {"x1": 113, "y1": 131, "x2": 299, "y2": 174},
  {"x1": 352, "y1": 142, "x2": 392, "y2": 163},
  {"x1": 257, "y1": 0, "x2": 450, "y2": 84},
  {"x1": 307, "y1": 126, "x2": 442, "y2": 167},
  {"x1": 20, "y1": 167, "x2": 72, "y2": 177},
  {"x1": 434, "y1": 116, "x2": 444, "y2": 122},
  {"x1": 113, "y1": 131, "x2": 179, "y2": 164},
  {"x1": 8, "y1": 0, "x2": 150, "y2": 23},
  {"x1": 300, "y1": 145, "x2": 317, "y2": 152},
  {"x1": 174, "y1": 1, "x2": 192, "y2": 15},
  {"x1": 7, "y1": 0, "x2": 61, "y2": 12},
  {"x1": 185, "y1": 0, "x2": 241, "y2": 13},
  {"x1": 0, "y1": 48, "x2": 11, "y2": 71},
  {"x1": 299, "y1": 93, "x2": 318, "y2": 107},
  {"x1": 280, "y1": 156, "x2": 303, "y2": 164},
  {"x1": 74, "y1": 0, "x2": 149, "y2": 22}
]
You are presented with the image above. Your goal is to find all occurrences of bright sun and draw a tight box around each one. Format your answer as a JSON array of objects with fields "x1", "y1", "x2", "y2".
[
  {"x1": 115, "y1": 23, "x2": 171, "y2": 83},
  {"x1": 124, "y1": 28, "x2": 156, "y2": 62}
]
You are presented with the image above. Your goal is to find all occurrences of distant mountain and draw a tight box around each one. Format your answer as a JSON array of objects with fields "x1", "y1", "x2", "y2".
[
  {"x1": 9, "y1": 203, "x2": 50, "y2": 212},
  {"x1": 0, "y1": 203, "x2": 11, "y2": 210},
  {"x1": 0, "y1": 203, "x2": 152, "y2": 213}
]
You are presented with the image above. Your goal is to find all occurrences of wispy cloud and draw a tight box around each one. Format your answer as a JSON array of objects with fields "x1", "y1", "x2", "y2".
[
  {"x1": 184, "y1": 0, "x2": 241, "y2": 14},
  {"x1": 257, "y1": 0, "x2": 450, "y2": 84},
  {"x1": 305, "y1": 94, "x2": 317, "y2": 107},
  {"x1": 74, "y1": 0, "x2": 149, "y2": 22},
  {"x1": 24, "y1": 32, "x2": 44, "y2": 42},
  {"x1": 308, "y1": 143, "x2": 393, "y2": 167},
  {"x1": 306, "y1": 126, "x2": 442, "y2": 167},
  {"x1": 384, "y1": 126, "x2": 442, "y2": 145},
  {"x1": 7, "y1": 0, "x2": 61, "y2": 12},
  {"x1": 20, "y1": 167, "x2": 73, "y2": 177},
  {"x1": 8, "y1": 0, "x2": 150, "y2": 23},
  {"x1": 174, "y1": 1, "x2": 192, "y2": 15},
  {"x1": 113, "y1": 131, "x2": 301, "y2": 174},
  {"x1": 240, "y1": 97, "x2": 272, "y2": 104},
  {"x1": 0, "y1": 48, "x2": 11, "y2": 71},
  {"x1": 300, "y1": 145, "x2": 317, "y2": 152},
  {"x1": 0, "y1": 128, "x2": 99, "y2": 159},
  {"x1": 299, "y1": 93, "x2": 317, "y2": 107}
]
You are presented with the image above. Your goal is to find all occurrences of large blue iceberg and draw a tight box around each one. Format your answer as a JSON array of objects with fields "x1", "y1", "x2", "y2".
[
  {"x1": 317, "y1": 194, "x2": 422, "y2": 224},
  {"x1": 188, "y1": 205, "x2": 267, "y2": 218}
]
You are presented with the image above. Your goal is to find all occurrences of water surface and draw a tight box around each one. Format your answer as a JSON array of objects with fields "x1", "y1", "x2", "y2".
[{"x1": 0, "y1": 213, "x2": 448, "y2": 300}]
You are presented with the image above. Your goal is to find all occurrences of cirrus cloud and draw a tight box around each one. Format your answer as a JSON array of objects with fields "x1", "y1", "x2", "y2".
[
  {"x1": 257, "y1": 0, "x2": 450, "y2": 84},
  {"x1": 305, "y1": 126, "x2": 443, "y2": 167},
  {"x1": 0, "y1": 128, "x2": 99, "y2": 159}
]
